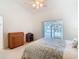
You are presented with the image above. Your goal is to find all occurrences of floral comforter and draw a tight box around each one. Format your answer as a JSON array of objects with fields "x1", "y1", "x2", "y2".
[{"x1": 21, "y1": 38, "x2": 65, "y2": 59}]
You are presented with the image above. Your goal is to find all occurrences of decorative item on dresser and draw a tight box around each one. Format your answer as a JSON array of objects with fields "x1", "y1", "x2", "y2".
[{"x1": 8, "y1": 32, "x2": 24, "y2": 49}]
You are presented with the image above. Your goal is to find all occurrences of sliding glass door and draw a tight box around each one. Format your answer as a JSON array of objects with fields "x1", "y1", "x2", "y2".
[
  {"x1": 43, "y1": 20, "x2": 63, "y2": 39},
  {"x1": 44, "y1": 22, "x2": 52, "y2": 39},
  {"x1": 53, "y1": 23, "x2": 63, "y2": 39}
]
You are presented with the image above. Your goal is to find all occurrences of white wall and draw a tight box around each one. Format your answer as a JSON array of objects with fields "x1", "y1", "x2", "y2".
[
  {"x1": 0, "y1": 16, "x2": 3, "y2": 49},
  {"x1": 31, "y1": 0, "x2": 78, "y2": 40},
  {"x1": 0, "y1": 0, "x2": 36, "y2": 48},
  {"x1": 0, "y1": 0, "x2": 77, "y2": 48}
]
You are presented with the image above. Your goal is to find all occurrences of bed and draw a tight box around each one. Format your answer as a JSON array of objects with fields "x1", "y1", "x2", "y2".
[
  {"x1": 21, "y1": 38, "x2": 65, "y2": 59},
  {"x1": 22, "y1": 20, "x2": 65, "y2": 59}
]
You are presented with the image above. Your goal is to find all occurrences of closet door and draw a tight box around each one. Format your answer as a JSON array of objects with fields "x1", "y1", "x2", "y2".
[
  {"x1": 0, "y1": 16, "x2": 3, "y2": 49},
  {"x1": 43, "y1": 22, "x2": 52, "y2": 39}
]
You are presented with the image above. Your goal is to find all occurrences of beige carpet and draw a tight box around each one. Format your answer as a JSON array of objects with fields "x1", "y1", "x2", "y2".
[
  {"x1": 0, "y1": 44, "x2": 78, "y2": 59},
  {"x1": 0, "y1": 44, "x2": 26, "y2": 59}
]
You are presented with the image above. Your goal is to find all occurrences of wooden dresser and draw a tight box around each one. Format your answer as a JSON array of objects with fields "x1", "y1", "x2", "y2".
[{"x1": 8, "y1": 32, "x2": 24, "y2": 49}]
